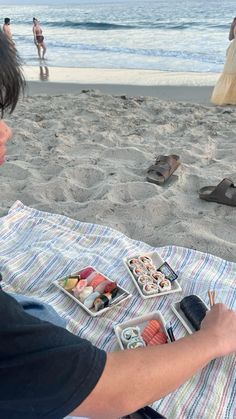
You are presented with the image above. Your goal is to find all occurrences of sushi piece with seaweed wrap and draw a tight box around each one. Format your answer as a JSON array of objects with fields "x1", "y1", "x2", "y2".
[{"x1": 180, "y1": 295, "x2": 208, "y2": 330}]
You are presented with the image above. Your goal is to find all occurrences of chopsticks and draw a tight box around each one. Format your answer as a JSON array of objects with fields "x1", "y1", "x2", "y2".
[
  {"x1": 208, "y1": 290, "x2": 216, "y2": 308},
  {"x1": 166, "y1": 322, "x2": 176, "y2": 342}
]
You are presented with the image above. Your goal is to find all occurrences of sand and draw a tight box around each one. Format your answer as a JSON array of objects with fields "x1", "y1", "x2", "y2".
[
  {"x1": 1, "y1": 67, "x2": 235, "y2": 262},
  {"x1": 26, "y1": 66, "x2": 219, "y2": 104},
  {"x1": 24, "y1": 66, "x2": 219, "y2": 86}
]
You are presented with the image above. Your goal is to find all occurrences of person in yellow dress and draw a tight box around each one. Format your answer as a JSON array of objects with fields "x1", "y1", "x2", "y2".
[{"x1": 211, "y1": 17, "x2": 236, "y2": 105}]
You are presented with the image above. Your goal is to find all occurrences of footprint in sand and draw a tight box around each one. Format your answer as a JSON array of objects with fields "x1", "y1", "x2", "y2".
[
  {"x1": 35, "y1": 180, "x2": 68, "y2": 203},
  {"x1": 0, "y1": 163, "x2": 30, "y2": 180},
  {"x1": 62, "y1": 166, "x2": 105, "y2": 188},
  {"x1": 107, "y1": 182, "x2": 157, "y2": 204}
]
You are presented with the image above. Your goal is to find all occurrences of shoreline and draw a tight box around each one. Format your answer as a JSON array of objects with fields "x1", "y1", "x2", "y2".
[
  {"x1": 24, "y1": 65, "x2": 219, "y2": 86},
  {"x1": 23, "y1": 66, "x2": 219, "y2": 104}
]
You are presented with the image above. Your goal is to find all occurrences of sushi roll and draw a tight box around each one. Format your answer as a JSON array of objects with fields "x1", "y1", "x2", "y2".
[
  {"x1": 142, "y1": 282, "x2": 159, "y2": 295},
  {"x1": 133, "y1": 266, "x2": 146, "y2": 278},
  {"x1": 158, "y1": 278, "x2": 171, "y2": 292},
  {"x1": 180, "y1": 295, "x2": 208, "y2": 331},
  {"x1": 137, "y1": 274, "x2": 151, "y2": 286},
  {"x1": 139, "y1": 255, "x2": 152, "y2": 264},
  {"x1": 151, "y1": 271, "x2": 165, "y2": 283},
  {"x1": 121, "y1": 326, "x2": 141, "y2": 344},
  {"x1": 127, "y1": 337, "x2": 146, "y2": 349},
  {"x1": 94, "y1": 294, "x2": 110, "y2": 312},
  {"x1": 142, "y1": 262, "x2": 155, "y2": 272},
  {"x1": 127, "y1": 258, "x2": 141, "y2": 269}
]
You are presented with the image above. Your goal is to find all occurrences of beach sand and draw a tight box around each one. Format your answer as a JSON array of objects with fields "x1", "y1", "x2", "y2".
[
  {"x1": 26, "y1": 66, "x2": 219, "y2": 104},
  {"x1": 1, "y1": 67, "x2": 235, "y2": 262}
]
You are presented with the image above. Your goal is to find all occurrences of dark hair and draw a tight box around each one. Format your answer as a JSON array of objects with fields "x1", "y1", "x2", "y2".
[
  {"x1": 4, "y1": 18, "x2": 10, "y2": 25},
  {"x1": 0, "y1": 29, "x2": 25, "y2": 116}
]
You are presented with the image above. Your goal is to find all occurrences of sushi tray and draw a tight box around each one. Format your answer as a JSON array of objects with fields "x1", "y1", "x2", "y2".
[
  {"x1": 114, "y1": 311, "x2": 170, "y2": 350},
  {"x1": 54, "y1": 266, "x2": 132, "y2": 317},
  {"x1": 171, "y1": 295, "x2": 209, "y2": 334},
  {"x1": 123, "y1": 252, "x2": 182, "y2": 299}
]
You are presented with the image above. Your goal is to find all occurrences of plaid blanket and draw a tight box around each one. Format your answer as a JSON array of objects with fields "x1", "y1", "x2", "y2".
[{"x1": 0, "y1": 201, "x2": 235, "y2": 419}]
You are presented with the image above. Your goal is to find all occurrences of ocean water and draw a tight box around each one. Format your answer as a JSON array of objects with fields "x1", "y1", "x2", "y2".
[{"x1": 1, "y1": 0, "x2": 236, "y2": 72}]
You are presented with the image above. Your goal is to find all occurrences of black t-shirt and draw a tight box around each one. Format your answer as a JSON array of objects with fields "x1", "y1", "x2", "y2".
[{"x1": 0, "y1": 289, "x2": 106, "y2": 419}]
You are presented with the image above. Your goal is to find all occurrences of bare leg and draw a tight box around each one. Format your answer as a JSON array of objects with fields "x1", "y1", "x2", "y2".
[
  {"x1": 36, "y1": 44, "x2": 41, "y2": 59},
  {"x1": 42, "y1": 42, "x2": 46, "y2": 59}
]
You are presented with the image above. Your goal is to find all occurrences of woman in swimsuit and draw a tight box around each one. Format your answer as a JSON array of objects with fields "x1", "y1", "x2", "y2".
[{"x1": 32, "y1": 17, "x2": 46, "y2": 59}]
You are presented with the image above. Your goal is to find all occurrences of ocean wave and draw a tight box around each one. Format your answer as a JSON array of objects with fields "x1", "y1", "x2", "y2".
[
  {"x1": 43, "y1": 20, "x2": 137, "y2": 30},
  {"x1": 20, "y1": 20, "x2": 230, "y2": 31},
  {"x1": 49, "y1": 41, "x2": 224, "y2": 64},
  {"x1": 15, "y1": 33, "x2": 223, "y2": 64}
]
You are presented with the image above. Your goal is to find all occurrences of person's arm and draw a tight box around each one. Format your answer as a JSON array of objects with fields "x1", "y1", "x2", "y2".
[
  {"x1": 71, "y1": 303, "x2": 236, "y2": 419},
  {"x1": 7, "y1": 27, "x2": 12, "y2": 40},
  {"x1": 33, "y1": 26, "x2": 37, "y2": 44}
]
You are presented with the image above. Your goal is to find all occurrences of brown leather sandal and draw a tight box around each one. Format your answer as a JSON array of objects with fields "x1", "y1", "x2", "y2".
[
  {"x1": 199, "y1": 178, "x2": 236, "y2": 207},
  {"x1": 146, "y1": 155, "x2": 180, "y2": 185}
]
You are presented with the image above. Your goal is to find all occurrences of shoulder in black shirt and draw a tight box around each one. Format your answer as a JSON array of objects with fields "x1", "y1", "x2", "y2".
[{"x1": 0, "y1": 290, "x2": 106, "y2": 419}]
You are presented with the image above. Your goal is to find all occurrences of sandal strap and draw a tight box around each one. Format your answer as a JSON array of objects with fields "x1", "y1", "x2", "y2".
[
  {"x1": 211, "y1": 178, "x2": 234, "y2": 199},
  {"x1": 147, "y1": 162, "x2": 171, "y2": 179},
  {"x1": 155, "y1": 155, "x2": 179, "y2": 164}
]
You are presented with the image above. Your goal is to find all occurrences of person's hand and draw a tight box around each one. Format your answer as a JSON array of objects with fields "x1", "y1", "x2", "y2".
[{"x1": 201, "y1": 303, "x2": 236, "y2": 357}]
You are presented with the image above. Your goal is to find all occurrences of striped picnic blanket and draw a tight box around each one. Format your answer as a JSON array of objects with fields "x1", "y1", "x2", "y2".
[{"x1": 0, "y1": 201, "x2": 235, "y2": 419}]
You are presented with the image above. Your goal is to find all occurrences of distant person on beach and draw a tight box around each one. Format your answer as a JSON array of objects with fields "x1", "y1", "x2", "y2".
[
  {"x1": 32, "y1": 17, "x2": 46, "y2": 59},
  {"x1": 3, "y1": 18, "x2": 13, "y2": 42},
  {"x1": 211, "y1": 17, "x2": 236, "y2": 105}
]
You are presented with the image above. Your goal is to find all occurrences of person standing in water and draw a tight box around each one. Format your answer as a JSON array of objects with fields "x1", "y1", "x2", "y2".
[
  {"x1": 3, "y1": 18, "x2": 13, "y2": 42},
  {"x1": 211, "y1": 17, "x2": 236, "y2": 105},
  {"x1": 32, "y1": 17, "x2": 46, "y2": 59}
]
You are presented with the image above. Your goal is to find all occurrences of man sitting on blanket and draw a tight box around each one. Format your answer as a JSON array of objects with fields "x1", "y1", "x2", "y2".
[{"x1": 0, "y1": 29, "x2": 236, "y2": 419}]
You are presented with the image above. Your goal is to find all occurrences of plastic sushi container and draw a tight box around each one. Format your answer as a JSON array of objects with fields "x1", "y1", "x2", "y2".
[
  {"x1": 171, "y1": 295, "x2": 209, "y2": 334},
  {"x1": 123, "y1": 252, "x2": 182, "y2": 299},
  {"x1": 114, "y1": 311, "x2": 169, "y2": 350},
  {"x1": 54, "y1": 266, "x2": 132, "y2": 317}
]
